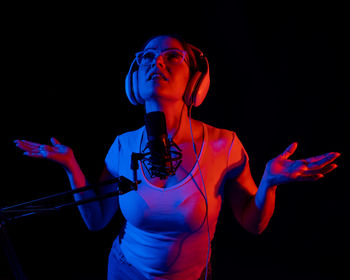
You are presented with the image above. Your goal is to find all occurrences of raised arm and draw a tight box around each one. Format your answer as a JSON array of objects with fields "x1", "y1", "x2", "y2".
[
  {"x1": 14, "y1": 138, "x2": 119, "y2": 231},
  {"x1": 227, "y1": 142, "x2": 340, "y2": 235},
  {"x1": 226, "y1": 160, "x2": 275, "y2": 235}
]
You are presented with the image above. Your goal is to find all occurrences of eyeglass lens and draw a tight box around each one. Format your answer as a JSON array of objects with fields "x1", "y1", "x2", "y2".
[{"x1": 137, "y1": 50, "x2": 185, "y2": 66}]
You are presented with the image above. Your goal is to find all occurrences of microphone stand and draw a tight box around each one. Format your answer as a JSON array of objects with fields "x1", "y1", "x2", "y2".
[
  {"x1": 0, "y1": 214, "x2": 27, "y2": 280},
  {"x1": 0, "y1": 175, "x2": 138, "y2": 279}
]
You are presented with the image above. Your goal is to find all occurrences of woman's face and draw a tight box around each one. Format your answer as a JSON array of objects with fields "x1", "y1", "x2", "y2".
[{"x1": 137, "y1": 36, "x2": 190, "y2": 104}]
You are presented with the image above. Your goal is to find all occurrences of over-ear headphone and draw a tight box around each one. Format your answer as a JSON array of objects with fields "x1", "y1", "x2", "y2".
[{"x1": 125, "y1": 43, "x2": 210, "y2": 107}]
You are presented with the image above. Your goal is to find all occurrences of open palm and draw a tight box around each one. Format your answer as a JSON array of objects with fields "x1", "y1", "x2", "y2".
[
  {"x1": 14, "y1": 137, "x2": 74, "y2": 168},
  {"x1": 264, "y1": 142, "x2": 340, "y2": 186}
]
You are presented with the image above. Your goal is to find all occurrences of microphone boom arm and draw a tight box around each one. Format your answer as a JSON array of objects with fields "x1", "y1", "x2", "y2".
[{"x1": 0, "y1": 176, "x2": 137, "y2": 223}]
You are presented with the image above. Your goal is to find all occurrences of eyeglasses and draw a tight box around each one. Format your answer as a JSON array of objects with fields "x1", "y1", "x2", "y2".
[{"x1": 135, "y1": 49, "x2": 187, "y2": 66}]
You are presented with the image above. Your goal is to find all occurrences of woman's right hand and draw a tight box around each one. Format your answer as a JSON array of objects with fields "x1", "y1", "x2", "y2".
[{"x1": 14, "y1": 137, "x2": 75, "y2": 170}]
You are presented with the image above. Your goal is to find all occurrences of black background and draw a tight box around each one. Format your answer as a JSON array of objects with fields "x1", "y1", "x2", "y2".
[{"x1": 1, "y1": 1, "x2": 348, "y2": 279}]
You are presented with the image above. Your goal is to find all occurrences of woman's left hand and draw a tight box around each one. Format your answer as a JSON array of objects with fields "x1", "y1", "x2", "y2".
[{"x1": 263, "y1": 142, "x2": 340, "y2": 186}]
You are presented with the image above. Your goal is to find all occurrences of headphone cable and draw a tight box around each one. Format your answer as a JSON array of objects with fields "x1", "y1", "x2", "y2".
[{"x1": 188, "y1": 104, "x2": 210, "y2": 280}]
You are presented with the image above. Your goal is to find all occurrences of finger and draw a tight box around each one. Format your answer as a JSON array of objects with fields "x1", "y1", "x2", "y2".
[
  {"x1": 305, "y1": 152, "x2": 340, "y2": 163},
  {"x1": 296, "y1": 174, "x2": 324, "y2": 182},
  {"x1": 51, "y1": 137, "x2": 61, "y2": 146},
  {"x1": 15, "y1": 142, "x2": 38, "y2": 151},
  {"x1": 280, "y1": 142, "x2": 298, "y2": 159},
  {"x1": 305, "y1": 152, "x2": 341, "y2": 169},
  {"x1": 16, "y1": 142, "x2": 52, "y2": 154},
  {"x1": 304, "y1": 163, "x2": 338, "y2": 176},
  {"x1": 15, "y1": 141, "x2": 49, "y2": 154},
  {"x1": 15, "y1": 141, "x2": 41, "y2": 152},
  {"x1": 15, "y1": 140, "x2": 42, "y2": 147}
]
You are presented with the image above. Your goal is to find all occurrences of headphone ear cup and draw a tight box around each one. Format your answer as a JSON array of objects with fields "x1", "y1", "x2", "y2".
[
  {"x1": 132, "y1": 70, "x2": 144, "y2": 105},
  {"x1": 125, "y1": 58, "x2": 142, "y2": 106},
  {"x1": 192, "y1": 56, "x2": 210, "y2": 107},
  {"x1": 184, "y1": 55, "x2": 210, "y2": 107},
  {"x1": 184, "y1": 71, "x2": 202, "y2": 106}
]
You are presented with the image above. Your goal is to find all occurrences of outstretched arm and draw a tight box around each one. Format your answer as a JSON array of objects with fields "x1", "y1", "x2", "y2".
[
  {"x1": 14, "y1": 138, "x2": 119, "y2": 231},
  {"x1": 228, "y1": 142, "x2": 340, "y2": 235}
]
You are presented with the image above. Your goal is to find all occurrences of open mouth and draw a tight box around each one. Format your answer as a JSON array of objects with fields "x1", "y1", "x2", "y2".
[{"x1": 148, "y1": 72, "x2": 168, "y2": 81}]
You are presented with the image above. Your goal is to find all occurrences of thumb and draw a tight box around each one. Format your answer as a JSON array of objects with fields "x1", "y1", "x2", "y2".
[
  {"x1": 50, "y1": 137, "x2": 61, "y2": 146},
  {"x1": 280, "y1": 142, "x2": 298, "y2": 159}
]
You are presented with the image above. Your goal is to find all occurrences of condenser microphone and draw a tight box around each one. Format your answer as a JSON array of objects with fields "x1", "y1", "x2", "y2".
[{"x1": 143, "y1": 111, "x2": 182, "y2": 179}]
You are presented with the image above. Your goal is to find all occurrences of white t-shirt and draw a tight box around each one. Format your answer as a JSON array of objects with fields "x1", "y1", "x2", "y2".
[{"x1": 105, "y1": 122, "x2": 248, "y2": 280}]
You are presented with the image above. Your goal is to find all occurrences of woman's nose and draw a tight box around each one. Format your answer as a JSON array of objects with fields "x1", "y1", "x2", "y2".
[{"x1": 152, "y1": 54, "x2": 166, "y2": 68}]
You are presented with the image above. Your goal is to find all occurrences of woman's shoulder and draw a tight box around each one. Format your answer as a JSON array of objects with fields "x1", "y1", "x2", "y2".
[
  {"x1": 117, "y1": 126, "x2": 144, "y2": 140},
  {"x1": 201, "y1": 121, "x2": 236, "y2": 141},
  {"x1": 109, "y1": 126, "x2": 145, "y2": 150}
]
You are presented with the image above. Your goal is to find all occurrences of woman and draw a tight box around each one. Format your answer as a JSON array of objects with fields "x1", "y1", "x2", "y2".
[{"x1": 14, "y1": 35, "x2": 340, "y2": 280}]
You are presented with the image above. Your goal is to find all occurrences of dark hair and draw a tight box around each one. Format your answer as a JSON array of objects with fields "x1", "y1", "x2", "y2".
[{"x1": 142, "y1": 34, "x2": 199, "y2": 76}]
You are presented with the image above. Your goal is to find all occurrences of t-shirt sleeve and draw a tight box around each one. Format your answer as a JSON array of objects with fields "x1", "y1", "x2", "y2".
[
  {"x1": 226, "y1": 132, "x2": 249, "y2": 179},
  {"x1": 105, "y1": 136, "x2": 121, "y2": 177}
]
